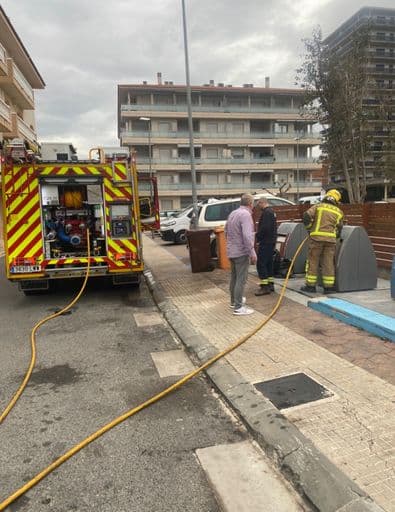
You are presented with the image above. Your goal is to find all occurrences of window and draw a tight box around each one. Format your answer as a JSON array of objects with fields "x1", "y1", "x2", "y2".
[
  {"x1": 204, "y1": 201, "x2": 239, "y2": 222},
  {"x1": 231, "y1": 173, "x2": 244, "y2": 184},
  {"x1": 206, "y1": 148, "x2": 219, "y2": 159},
  {"x1": 377, "y1": 16, "x2": 386, "y2": 24},
  {"x1": 231, "y1": 148, "x2": 244, "y2": 159},
  {"x1": 207, "y1": 123, "x2": 218, "y2": 133},
  {"x1": 160, "y1": 199, "x2": 173, "y2": 210},
  {"x1": 275, "y1": 123, "x2": 288, "y2": 133},
  {"x1": 376, "y1": 48, "x2": 385, "y2": 56},
  {"x1": 160, "y1": 174, "x2": 173, "y2": 184},
  {"x1": 376, "y1": 32, "x2": 385, "y2": 40},
  {"x1": 376, "y1": 63, "x2": 385, "y2": 71},
  {"x1": 158, "y1": 122, "x2": 171, "y2": 132},
  {"x1": 206, "y1": 173, "x2": 219, "y2": 184},
  {"x1": 159, "y1": 148, "x2": 171, "y2": 160},
  {"x1": 231, "y1": 122, "x2": 244, "y2": 133},
  {"x1": 277, "y1": 148, "x2": 289, "y2": 160}
]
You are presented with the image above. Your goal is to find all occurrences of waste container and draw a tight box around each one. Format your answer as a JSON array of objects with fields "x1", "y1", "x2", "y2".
[
  {"x1": 214, "y1": 227, "x2": 231, "y2": 270},
  {"x1": 186, "y1": 229, "x2": 212, "y2": 273}
]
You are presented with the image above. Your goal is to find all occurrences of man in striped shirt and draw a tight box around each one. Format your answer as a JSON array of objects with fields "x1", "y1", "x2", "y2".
[{"x1": 225, "y1": 194, "x2": 257, "y2": 315}]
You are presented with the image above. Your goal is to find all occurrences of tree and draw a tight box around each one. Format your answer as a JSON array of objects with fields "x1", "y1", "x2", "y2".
[{"x1": 296, "y1": 26, "x2": 371, "y2": 203}]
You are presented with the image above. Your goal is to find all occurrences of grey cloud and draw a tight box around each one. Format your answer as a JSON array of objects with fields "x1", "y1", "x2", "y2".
[{"x1": 2, "y1": 0, "x2": 394, "y2": 156}]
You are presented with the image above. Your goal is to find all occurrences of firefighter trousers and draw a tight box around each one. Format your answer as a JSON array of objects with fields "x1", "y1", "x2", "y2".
[{"x1": 305, "y1": 239, "x2": 336, "y2": 288}]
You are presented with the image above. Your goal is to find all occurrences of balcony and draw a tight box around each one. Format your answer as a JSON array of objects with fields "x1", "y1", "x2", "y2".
[
  {"x1": 4, "y1": 112, "x2": 36, "y2": 143},
  {"x1": 138, "y1": 180, "x2": 323, "y2": 197},
  {"x1": 121, "y1": 129, "x2": 321, "y2": 145},
  {"x1": 136, "y1": 156, "x2": 322, "y2": 171},
  {"x1": 0, "y1": 58, "x2": 34, "y2": 109},
  {"x1": 0, "y1": 98, "x2": 12, "y2": 132},
  {"x1": 121, "y1": 103, "x2": 301, "y2": 115}
]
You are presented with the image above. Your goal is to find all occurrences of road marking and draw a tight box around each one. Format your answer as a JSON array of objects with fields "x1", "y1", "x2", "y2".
[
  {"x1": 133, "y1": 311, "x2": 163, "y2": 327},
  {"x1": 196, "y1": 441, "x2": 303, "y2": 512},
  {"x1": 151, "y1": 350, "x2": 195, "y2": 378}
]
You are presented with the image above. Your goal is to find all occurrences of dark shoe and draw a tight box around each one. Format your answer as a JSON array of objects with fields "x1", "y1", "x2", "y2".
[
  {"x1": 300, "y1": 285, "x2": 316, "y2": 293},
  {"x1": 269, "y1": 283, "x2": 275, "y2": 292},
  {"x1": 323, "y1": 287, "x2": 336, "y2": 294},
  {"x1": 255, "y1": 285, "x2": 271, "y2": 296}
]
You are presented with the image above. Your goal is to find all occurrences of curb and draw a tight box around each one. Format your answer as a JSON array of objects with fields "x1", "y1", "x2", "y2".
[
  {"x1": 144, "y1": 268, "x2": 385, "y2": 512},
  {"x1": 308, "y1": 297, "x2": 395, "y2": 343}
]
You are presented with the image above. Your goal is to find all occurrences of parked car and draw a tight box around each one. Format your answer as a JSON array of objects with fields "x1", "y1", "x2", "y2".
[
  {"x1": 160, "y1": 204, "x2": 202, "y2": 244},
  {"x1": 298, "y1": 195, "x2": 322, "y2": 205},
  {"x1": 195, "y1": 193, "x2": 295, "y2": 256}
]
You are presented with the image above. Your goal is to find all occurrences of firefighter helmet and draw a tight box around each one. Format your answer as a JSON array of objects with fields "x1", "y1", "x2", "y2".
[{"x1": 325, "y1": 189, "x2": 342, "y2": 204}]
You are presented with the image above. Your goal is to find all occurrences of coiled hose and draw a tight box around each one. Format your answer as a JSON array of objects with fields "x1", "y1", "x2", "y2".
[{"x1": 0, "y1": 236, "x2": 307, "y2": 511}]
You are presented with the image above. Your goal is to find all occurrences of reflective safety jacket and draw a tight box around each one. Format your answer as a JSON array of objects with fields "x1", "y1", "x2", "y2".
[{"x1": 303, "y1": 202, "x2": 344, "y2": 243}]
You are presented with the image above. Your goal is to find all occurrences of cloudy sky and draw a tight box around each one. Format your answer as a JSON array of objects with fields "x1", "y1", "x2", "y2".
[{"x1": 2, "y1": 0, "x2": 394, "y2": 157}]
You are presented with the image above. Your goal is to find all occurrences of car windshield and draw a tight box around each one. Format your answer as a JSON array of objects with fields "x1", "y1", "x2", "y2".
[{"x1": 173, "y1": 205, "x2": 193, "y2": 218}]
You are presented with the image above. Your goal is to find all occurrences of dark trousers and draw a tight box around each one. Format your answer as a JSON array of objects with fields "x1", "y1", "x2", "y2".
[{"x1": 256, "y1": 243, "x2": 275, "y2": 284}]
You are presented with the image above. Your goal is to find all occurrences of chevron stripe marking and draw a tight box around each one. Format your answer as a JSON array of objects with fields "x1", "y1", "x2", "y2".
[
  {"x1": 8, "y1": 223, "x2": 42, "y2": 259},
  {"x1": 8, "y1": 211, "x2": 41, "y2": 247}
]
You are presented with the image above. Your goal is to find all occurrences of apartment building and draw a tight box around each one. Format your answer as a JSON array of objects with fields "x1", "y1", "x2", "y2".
[
  {"x1": 117, "y1": 78, "x2": 322, "y2": 210},
  {"x1": 0, "y1": 6, "x2": 45, "y2": 152},
  {"x1": 324, "y1": 7, "x2": 395, "y2": 200}
]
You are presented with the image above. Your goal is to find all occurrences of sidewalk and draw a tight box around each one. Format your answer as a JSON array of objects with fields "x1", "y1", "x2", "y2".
[{"x1": 143, "y1": 235, "x2": 394, "y2": 512}]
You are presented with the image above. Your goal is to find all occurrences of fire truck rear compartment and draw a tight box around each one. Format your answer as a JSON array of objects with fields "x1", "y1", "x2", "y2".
[{"x1": 41, "y1": 182, "x2": 106, "y2": 261}]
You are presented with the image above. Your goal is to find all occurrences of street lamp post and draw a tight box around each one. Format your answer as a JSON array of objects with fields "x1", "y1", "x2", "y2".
[
  {"x1": 139, "y1": 116, "x2": 152, "y2": 177},
  {"x1": 181, "y1": 0, "x2": 199, "y2": 229}
]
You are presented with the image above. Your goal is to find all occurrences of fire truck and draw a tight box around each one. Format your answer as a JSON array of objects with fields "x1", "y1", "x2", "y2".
[{"x1": 0, "y1": 140, "x2": 159, "y2": 294}]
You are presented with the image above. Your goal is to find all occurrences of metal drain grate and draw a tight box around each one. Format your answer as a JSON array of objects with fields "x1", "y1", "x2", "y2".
[{"x1": 254, "y1": 372, "x2": 333, "y2": 410}]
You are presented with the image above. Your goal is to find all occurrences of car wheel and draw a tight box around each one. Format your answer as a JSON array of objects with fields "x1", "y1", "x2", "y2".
[
  {"x1": 175, "y1": 230, "x2": 187, "y2": 244},
  {"x1": 210, "y1": 239, "x2": 218, "y2": 258}
]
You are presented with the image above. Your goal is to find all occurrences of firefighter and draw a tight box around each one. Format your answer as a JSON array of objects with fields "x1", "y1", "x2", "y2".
[
  {"x1": 255, "y1": 198, "x2": 277, "y2": 296},
  {"x1": 301, "y1": 189, "x2": 344, "y2": 294}
]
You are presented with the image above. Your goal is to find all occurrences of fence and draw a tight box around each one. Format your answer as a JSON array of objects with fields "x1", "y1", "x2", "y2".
[{"x1": 270, "y1": 203, "x2": 395, "y2": 270}]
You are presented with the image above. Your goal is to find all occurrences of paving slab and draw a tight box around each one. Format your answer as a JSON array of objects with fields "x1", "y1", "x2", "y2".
[{"x1": 143, "y1": 236, "x2": 393, "y2": 512}]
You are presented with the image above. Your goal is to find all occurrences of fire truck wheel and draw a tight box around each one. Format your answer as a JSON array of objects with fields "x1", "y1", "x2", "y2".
[{"x1": 175, "y1": 230, "x2": 187, "y2": 244}]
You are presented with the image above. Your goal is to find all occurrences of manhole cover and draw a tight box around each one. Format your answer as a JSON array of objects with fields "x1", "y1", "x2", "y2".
[{"x1": 254, "y1": 372, "x2": 333, "y2": 410}]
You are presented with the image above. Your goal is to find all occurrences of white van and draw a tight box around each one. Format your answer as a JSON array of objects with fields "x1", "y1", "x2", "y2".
[
  {"x1": 196, "y1": 193, "x2": 294, "y2": 231},
  {"x1": 298, "y1": 195, "x2": 322, "y2": 205}
]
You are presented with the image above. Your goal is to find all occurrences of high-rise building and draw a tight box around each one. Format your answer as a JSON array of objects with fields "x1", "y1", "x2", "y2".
[
  {"x1": 0, "y1": 6, "x2": 45, "y2": 151},
  {"x1": 117, "y1": 80, "x2": 323, "y2": 210},
  {"x1": 324, "y1": 7, "x2": 395, "y2": 200}
]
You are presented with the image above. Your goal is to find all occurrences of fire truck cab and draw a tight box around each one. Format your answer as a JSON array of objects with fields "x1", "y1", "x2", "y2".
[{"x1": 0, "y1": 140, "x2": 159, "y2": 294}]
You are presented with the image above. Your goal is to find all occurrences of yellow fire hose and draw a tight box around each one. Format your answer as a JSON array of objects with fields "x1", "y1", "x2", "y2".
[
  {"x1": 0, "y1": 230, "x2": 91, "y2": 425},
  {"x1": 0, "y1": 236, "x2": 307, "y2": 510}
]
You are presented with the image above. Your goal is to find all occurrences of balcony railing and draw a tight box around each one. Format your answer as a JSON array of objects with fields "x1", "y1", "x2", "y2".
[
  {"x1": 12, "y1": 61, "x2": 34, "y2": 101},
  {"x1": 121, "y1": 129, "x2": 320, "y2": 140},
  {"x1": 121, "y1": 103, "x2": 302, "y2": 114},
  {"x1": 17, "y1": 116, "x2": 36, "y2": 142},
  {"x1": 139, "y1": 181, "x2": 323, "y2": 192},
  {"x1": 0, "y1": 98, "x2": 11, "y2": 123},
  {"x1": 136, "y1": 156, "x2": 319, "y2": 165},
  {"x1": 0, "y1": 42, "x2": 6, "y2": 64}
]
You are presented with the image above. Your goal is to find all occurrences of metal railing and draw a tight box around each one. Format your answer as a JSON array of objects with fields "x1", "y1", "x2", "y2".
[
  {"x1": 12, "y1": 62, "x2": 34, "y2": 101},
  {"x1": 136, "y1": 156, "x2": 319, "y2": 165},
  {"x1": 0, "y1": 98, "x2": 11, "y2": 122},
  {"x1": 121, "y1": 103, "x2": 302, "y2": 114},
  {"x1": 138, "y1": 181, "x2": 323, "y2": 192},
  {"x1": 17, "y1": 116, "x2": 36, "y2": 142},
  {"x1": 0, "y1": 42, "x2": 6, "y2": 64},
  {"x1": 121, "y1": 129, "x2": 320, "y2": 140}
]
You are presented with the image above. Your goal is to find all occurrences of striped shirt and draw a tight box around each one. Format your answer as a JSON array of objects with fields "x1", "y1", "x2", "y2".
[{"x1": 225, "y1": 206, "x2": 256, "y2": 259}]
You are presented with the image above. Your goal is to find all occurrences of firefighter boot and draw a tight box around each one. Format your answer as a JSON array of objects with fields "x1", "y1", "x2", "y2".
[
  {"x1": 300, "y1": 285, "x2": 316, "y2": 293},
  {"x1": 255, "y1": 284, "x2": 271, "y2": 296},
  {"x1": 323, "y1": 287, "x2": 336, "y2": 294}
]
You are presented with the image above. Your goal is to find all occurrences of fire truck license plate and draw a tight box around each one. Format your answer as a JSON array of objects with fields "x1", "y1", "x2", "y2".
[{"x1": 11, "y1": 265, "x2": 41, "y2": 273}]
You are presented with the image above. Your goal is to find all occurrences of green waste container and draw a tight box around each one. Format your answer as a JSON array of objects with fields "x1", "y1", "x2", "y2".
[{"x1": 186, "y1": 229, "x2": 212, "y2": 273}]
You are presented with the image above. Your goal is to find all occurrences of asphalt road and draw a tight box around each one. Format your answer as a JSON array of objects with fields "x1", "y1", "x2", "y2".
[{"x1": 0, "y1": 259, "x2": 246, "y2": 511}]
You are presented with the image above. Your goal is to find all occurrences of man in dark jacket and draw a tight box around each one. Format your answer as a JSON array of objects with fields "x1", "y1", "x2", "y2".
[{"x1": 255, "y1": 198, "x2": 277, "y2": 296}]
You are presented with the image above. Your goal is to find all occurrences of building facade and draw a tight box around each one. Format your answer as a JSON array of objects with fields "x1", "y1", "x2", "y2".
[
  {"x1": 0, "y1": 6, "x2": 45, "y2": 151},
  {"x1": 324, "y1": 7, "x2": 395, "y2": 200},
  {"x1": 118, "y1": 80, "x2": 322, "y2": 209}
]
